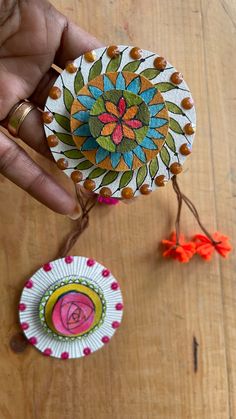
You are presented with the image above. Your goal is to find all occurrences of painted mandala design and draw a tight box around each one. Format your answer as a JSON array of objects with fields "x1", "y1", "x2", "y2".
[
  {"x1": 43, "y1": 46, "x2": 196, "y2": 197},
  {"x1": 71, "y1": 71, "x2": 169, "y2": 171}
]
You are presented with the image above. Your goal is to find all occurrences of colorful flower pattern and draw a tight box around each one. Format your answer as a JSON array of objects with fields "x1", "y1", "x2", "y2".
[
  {"x1": 89, "y1": 90, "x2": 149, "y2": 153},
  {"x1": 71, "y1": 71, "x2": 169, "y2": 171}
]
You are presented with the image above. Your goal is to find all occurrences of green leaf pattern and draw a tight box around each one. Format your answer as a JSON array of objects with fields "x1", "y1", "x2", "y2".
[
  {"x1": 74, "y1": 70, "x2": 84, "y2": 95},
  {"x1": 136, "y1": 166, "x2": 147, "y2": 188},
  {"x1": 99, "y1": 171, "x2": 119, "y2": 187},
  {"x1": 106, "y1": 54, "x2": 122, "y2": 72},
  {"x1": 63, "y1": 87, "x2": 74, "y2": 113},
  {"x1": 160, "y1": 147, "x2": 170, "y2": 167},
  {"x1": 119, "y1": 171, "x2": 133, "y2": 189},
  {"x1": 54, "y1": 114, "x2": 70, "y2": 132},
  {"x1": 88, "y1": 168, "x2": 107, "y2": 179},
  {"x1": 165, "y1": 132, "x2": 176, "y2": 153},
  {"x1": 88, "y1": 59, "x2": 102, "y2": 81},
  {"x1": 149, "y1": 158, "x2": 159, "y2": 179}
]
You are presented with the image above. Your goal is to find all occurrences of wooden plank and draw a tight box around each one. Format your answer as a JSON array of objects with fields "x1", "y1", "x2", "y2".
[{"x1": 0, "y1": 0, "x2": 235, "y2": 418}]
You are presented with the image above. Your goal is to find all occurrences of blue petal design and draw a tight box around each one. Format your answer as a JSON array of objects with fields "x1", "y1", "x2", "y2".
[
  {"x1": 95, "y1": 147, "x2": 110, "y2": 164},
  {"x1": 140, "y1": 137, "x2": 157, "y2": 150},
  {"x1": 149, "y1": 103, "x2": 165, "y2": 116},
  {"x1": 72, "y1": 110, "x2": 89, "y2": 122},
  {"x1": 81, "y1": 136, "x2": 98, "y2": 151},
  {"x1": 133, "y1": 145, "x2": 147, "y2": 163},
  {"x1": 88, "y1": 85, "x2": 103, "y2": 99},
  {"x1": 111, "y1": 152, "x2": 121, "y2": 168},
  {"x1": 73, "y1": 124, "x2": 91, "y2": 136},
  {"x1": 115, "y1": 73, "x2": 126, "y2": 90},
  {"x1": 77, "y1": 95, "x2": 95, "y2": 109},
  {"x1": 123, "y1": 151, "x2": 134, "y2": 169},
  {"x1": 126, "y1": 77, "x2": 140, "y2": 94},
  {"x1": 150, "y1": 117, "x2": 168, "y2": 128},
  {"x1": 103, "y1": 75, "x2": 115, "y2": 91},
  {"x1": 147, "y1": 128, "x2": 165, "y2": 139},
  {"x1": 140, "y1": 88, "x2": 156, "y2": 104}
]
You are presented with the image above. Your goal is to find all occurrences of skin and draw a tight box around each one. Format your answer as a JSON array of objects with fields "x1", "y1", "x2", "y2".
[{"x1": 0, "y1": 0, "x2": 102, "y2": 216}]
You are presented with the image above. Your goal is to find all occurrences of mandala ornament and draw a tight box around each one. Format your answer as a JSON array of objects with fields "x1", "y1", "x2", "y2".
[
  {"x1": 43, "y1": 45, "x2": 196, "y2": 198},
  {"x1": 19, "y1": 257, "x2": 123, "y2": 359}
]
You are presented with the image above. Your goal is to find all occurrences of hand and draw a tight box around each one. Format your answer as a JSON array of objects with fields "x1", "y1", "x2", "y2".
[{"x1": 0, "y1": 0, "x2": 101, "y2": 217}]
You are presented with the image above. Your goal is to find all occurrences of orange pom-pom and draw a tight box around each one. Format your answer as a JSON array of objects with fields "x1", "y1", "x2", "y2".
[
  {"x1": 162, "y1": 232, "x2": 196, "y2": 263},
  {"x1": 193, "y1": 232, "x2": 232, "y2": 261}
]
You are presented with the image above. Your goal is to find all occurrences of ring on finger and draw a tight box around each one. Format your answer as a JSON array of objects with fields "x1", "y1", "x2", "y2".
[{"x1": 7, "y1": 101, "x2": 35, "y2": 137}]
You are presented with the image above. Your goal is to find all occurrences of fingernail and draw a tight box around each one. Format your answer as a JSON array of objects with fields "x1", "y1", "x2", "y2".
[{"x1": 67, "y1": 204, "x2": 82, "y2": 220}]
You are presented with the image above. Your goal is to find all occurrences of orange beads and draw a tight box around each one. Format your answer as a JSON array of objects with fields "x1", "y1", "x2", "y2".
[
  {"x1": 155, "y1": 175, "x2": 165, "y2": 187},
  {"x1": 170, "y1": 162, "x2": 183, "y2": 174},
  {"x1": 181, "y1": 97, "x2": 194, "y2": 110},
  {"x1": 47, "y1": 135, "x2": 58, "y2": 148},
  {"x1": 184, "y1": 123, "x2": 195, "y2": 135},
  {"x1": 179, "y1": 144, "x2": 191, "y2": 156},
  {"x1": 130, "y1": 47, "x2": 142, "y2": 59},
  {"x1": 84, "y1": 51, "x2": 96, "y2": 62},
  {"x1": 57, "y1": 158, "x2": 68, "y2": 170},
  {"x1": 121, "y1": 187, "x2": 134, "y2": 199},
  {"x1": 107, "y1": 45, "x2": 120, "y2": 58},
  {"x1": 71, "y1": 170, "x2": 83, "y2": 183},
  {"x1": 42, "y1": 112, "x2": 53, "y2": 124},
  {"x1": 99, "y1": 187, "x2": 112, "y2": 198},
  {"x1": 140, "y1": 184, "x2": 151, "y2": 195},
  {"x1": 49, "y1": 86, "x2": 61, "y2": 99},
  {"x1": 83, "y1": 179, "x2": 96, "y2": 191},
  {"x1": 170, "y1": 72, "x2": 183, "y2": 85},
  {"x1": 154, "y1": 56, "x2": 167, "y2": 70},
  {"x1": 65, "y1": 62, "x2": 77, "y2": 73}
]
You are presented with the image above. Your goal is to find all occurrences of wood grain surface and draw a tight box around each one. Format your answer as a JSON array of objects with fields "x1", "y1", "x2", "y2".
[{"x1": 0, "y1": 0, "x2": 236, "y2": 418}]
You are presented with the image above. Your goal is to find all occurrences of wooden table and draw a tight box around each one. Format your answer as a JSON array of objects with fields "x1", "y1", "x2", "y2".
[{"x1": 1, "y1": 1, "x2": 235, "y2": 418}]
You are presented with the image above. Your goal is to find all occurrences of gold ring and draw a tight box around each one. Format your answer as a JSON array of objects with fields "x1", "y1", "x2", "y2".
[{"x1": 7, "y1": 101, "x2": 35, "y2": 137}]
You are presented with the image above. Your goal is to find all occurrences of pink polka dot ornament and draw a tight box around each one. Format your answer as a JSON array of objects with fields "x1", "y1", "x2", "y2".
[{"x1": 19, "y1": 256, "x2": 123, "y2": 359}]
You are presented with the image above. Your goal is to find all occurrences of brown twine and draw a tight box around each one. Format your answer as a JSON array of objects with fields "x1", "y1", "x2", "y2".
[
  {"x1": 171, "y1": 175, "x2": 220, "y2": 246},
  {"x1": 57, "y1": 187, "x2": 97, "y2": 258}
]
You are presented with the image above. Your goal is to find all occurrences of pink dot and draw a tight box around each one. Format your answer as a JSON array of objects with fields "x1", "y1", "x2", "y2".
[
  {"x1": 43, "y1": 348, "x2": 52, "y2": 356},
  {"x1": 102, "y1": 336, "x2": 110, "y2": 344},
  {"x1": 25, "y1": 279, "x2": 33, "y2": 289},
  {"x1": 102, "y1": 269, "x2": 110, "y2": 277},
  {"x1": 61, "y1": 352, "x2": 69, "y2": 360},
  {"x1": 112, "y1": 321, "x2": 120, "y2": 329},
  {"x1": 43, "y1": 263, "x2": 52, "y2": 272},
  {"x1": 115, "y1": 303, "x2": 123, "y2": 311},
  {"x1": 65, "y1": 256, "x2": 73, "y2": 264},
  {"x1": 19, "y1": 303, "x2": 26, "y2": 311},
  {"x1": 87, "y1": 259, "x2": 95, "y2": 267},
  {"x1": 111, "y1": 282, "x2": 119, "y2": 290},
  {"x1": 83, "y1": 347, "x2": 91, "y2": 356},
  {"x1": 29, "y1": 337, "x2": 37, "y2": 345},
  {"x1": 21, "y1": 322, "x2": 29, "y2": 330}
]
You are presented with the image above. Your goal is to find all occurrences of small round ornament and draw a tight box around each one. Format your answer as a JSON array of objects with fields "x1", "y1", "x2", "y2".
[
  {"x1": 44, "y1": 45, "x2": 196, "y2": 198},
  {"x1": 19, "y1": 256, "x2": 123, "y2": 359}
]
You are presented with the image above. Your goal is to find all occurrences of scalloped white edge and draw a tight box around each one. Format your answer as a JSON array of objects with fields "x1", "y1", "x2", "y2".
[{"x1": 19, "y1": 256, "x2": 123, "y2": 359}]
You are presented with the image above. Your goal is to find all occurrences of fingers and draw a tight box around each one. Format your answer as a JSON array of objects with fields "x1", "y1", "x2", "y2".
[
  {"x1": 2, "y1": 106, "x2": 53, "y2": 160},
  {"x1": 54, "y1": 16, "x2": 103, "y2": 68},
  {"x1": 0, "y1": 129, "x2": 80, "y2": 217},
  {"x1": 29, "y1": 67, "x2": 60, "y2": 109},
  {"x1": 18, "y1": 107, "x2": 52, "y2": 159}
]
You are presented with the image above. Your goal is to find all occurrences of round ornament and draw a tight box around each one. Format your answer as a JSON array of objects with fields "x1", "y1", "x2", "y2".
[
  {"x1": 19, "y1": 257, "x2": 123, "y2": 359},
  {"x1": 43, "y1": 45, "x2": 196, "y2": 198}
]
